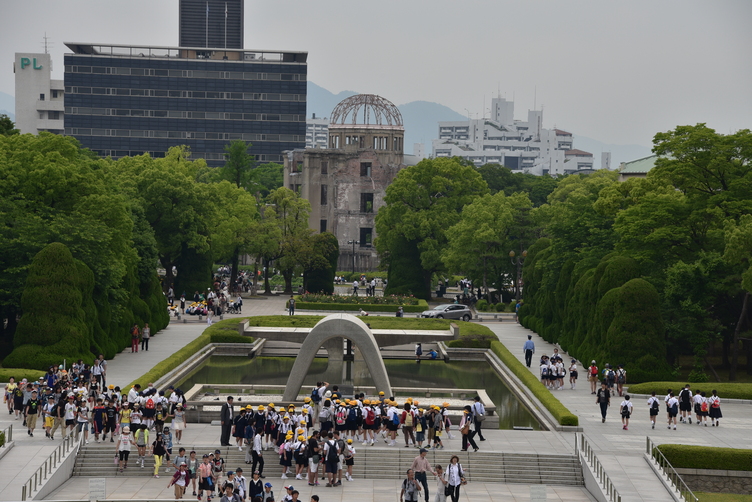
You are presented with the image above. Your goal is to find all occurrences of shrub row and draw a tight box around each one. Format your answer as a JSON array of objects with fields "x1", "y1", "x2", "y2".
[
  {"x1": 490, "y1": 340, "x2": 578, "y2": 426},
  {"x1": 627, "y1": 382, "x2": 752, "y2": 400},
  {"x1": 0, "y1": 368, "x2": 46, "y2": 383},
  {"x1": 126, "y1": 319, "x2": 252, "y2": 390},
  {"x1": 656, "y1": 444, "x2": 752, "y2": 471},
  {"x1": 476, "y1": 300, "x2": 516, "y2": 312},
  {"x1": 292, "y1": 298, "x2": 428, "y2": 313},
  {"x1": 298, "y1": 293, "x2": 420, "y2": 306}
]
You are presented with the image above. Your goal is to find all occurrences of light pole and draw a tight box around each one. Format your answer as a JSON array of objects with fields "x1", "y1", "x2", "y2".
[
  {"x1": 347, "y1": 240, "x2": 359, "y2": 274},
  {"x1": 509, "y1": 250, "x2": 527, "y2": 302}
]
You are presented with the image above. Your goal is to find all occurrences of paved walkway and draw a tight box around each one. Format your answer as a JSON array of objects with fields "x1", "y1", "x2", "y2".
[
  {"x1": 1, "y1": 297, "x2": 746, "y2": 501},
  {"x1": 488, "y1": 320, "x2": 752, "y2": 502}
]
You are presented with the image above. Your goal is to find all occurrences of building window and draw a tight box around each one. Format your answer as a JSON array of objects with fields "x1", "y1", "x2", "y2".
[
  {"x1": 360, "y1": 162, "x2": 371, "y2": 177},
  {"x1": 51, "y1": 90, "x2": 60, "y2": 99},
  {"x1": 39, "y1": 93, "x2": 45, "y2": 101},
  {"x1": 289, "y1": 184, "x2": 301, "y2": 193},
  {"x1": 48, "y1": 111, "x2": 61, "y2": 120},
  {"x1": 321, "y1": 161, "x2": 328, "y2": 174},
  {"x1": 320, "y1": 184, "x2": 328, "y2": 206},
  {"x1": 359, "y1": 228, "x2": 372, "y2": 247},
  {"x1": 320, "y1": 220, "x2": 327, "y2": 233},
  {"x1": 292, "y1": 161, "x2": 302, "y2": 173},
  {"x1": 360, "y1": 193, "x2": 374, "y2": 213}
]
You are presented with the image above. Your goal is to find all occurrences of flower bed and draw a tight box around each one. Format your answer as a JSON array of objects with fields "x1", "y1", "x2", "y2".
[{"x1": 293, "y1": 294, "x2": 427, "y2": 313}]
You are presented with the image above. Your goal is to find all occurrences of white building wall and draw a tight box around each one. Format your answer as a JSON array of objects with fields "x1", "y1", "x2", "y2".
[{"x1": 14, "y1": 53, "x2": 64, "y2": 135}]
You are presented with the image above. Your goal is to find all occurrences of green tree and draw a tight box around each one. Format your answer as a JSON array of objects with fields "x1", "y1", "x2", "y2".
[
  {"x1": 376, "y1": 157, "x2": 489, "y2": 299},
  {"x1": 220, "y1": 140, "x2": 257, "y2": 191},
  {"x1": 0, "y1": 114, "x2": 18, "y2": 136},
  {"x1": 254, "y1": 163, "x2": 284, "y2": 198},
  {"x1": 302, "y1": 232, "x2": 339, "y2": 294},
  {"x1": 4, "y1": 243, "x2": 92, "y2": 370}
]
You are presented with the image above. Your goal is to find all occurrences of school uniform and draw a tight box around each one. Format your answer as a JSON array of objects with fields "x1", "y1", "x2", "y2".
[{"x1": 708, "y1": 395, "x2": 722, "y2": 420}]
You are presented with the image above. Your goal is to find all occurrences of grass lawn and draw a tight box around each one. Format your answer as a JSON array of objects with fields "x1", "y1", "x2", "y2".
[
  {"x1": 697, "y1": 493, "x2": 752, "y2": 502},
  {"x1": 627, "y1": 382, "x2": 752, "y2": 400}
]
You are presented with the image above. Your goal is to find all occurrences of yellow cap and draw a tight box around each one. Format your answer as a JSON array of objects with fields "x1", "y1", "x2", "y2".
[
  {"x1": 300, "y1": 421, "x2": 306, "y2": 425},
  {"x1": 363, "y1": 399, "x2": 370, "y2": 405},
  {"x1": 442, "y1": 402, "x2": 449, "y2": 407},
  {"x1": 257, "y1": 405, "x2": 264, "y2": 411},
  {"x1": 347, "y1": 439, "x2": 353, "y2": 443},
  {"x1": 379, "y1": 391, "x2": 385, "y2": 395},
  {"x1": 304, "y1": 397, "x2": 311, "y2": 403},
  {"x1": 335, "y1": 399, "x2": 341, "y2": 404},
  {"x1": 419, "y1": 408, "x2": 424, "y2": 412},
  {"x1": 245, "y1": 405, "x2": 252, "y2": 410},
  {"x1": 268, "y1": 403, "x2": 275, "y2": 408},
  {"x1": 288, "y1": 404, "x2": 295, "y2": 409},
  {"x1": 298, "y1": 435, "x2": 305, "y2": 441}
]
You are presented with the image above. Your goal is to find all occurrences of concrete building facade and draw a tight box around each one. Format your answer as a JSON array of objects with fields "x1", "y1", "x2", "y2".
[
  {"x1": 432, "y1": 96, "x2": 594, "y2": 176},
  {"x1": 63, "y1": 43, "x2": 307, "y2": 166},
  {"x1": 306, "y1": 114, "x2": 329, "y2": 149},
  {"x1": 284, "y1": 94, "x2": 406, "y2": 272},
  {"x1": 13, "y1": 53, "x2": 65, "y2": 135}
]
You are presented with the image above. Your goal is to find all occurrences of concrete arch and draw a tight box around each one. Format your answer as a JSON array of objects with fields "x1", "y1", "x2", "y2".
[{"x1": 282, "y1": 313, "x2": 392, "y2": 401}]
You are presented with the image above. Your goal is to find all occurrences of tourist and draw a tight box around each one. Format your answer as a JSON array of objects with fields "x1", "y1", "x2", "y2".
[
  {"x1": 679, "y1": 384, "x2": 693, "y2": 424},
  {"x1": 252, "y1": 429, "x2": 265, "y2": 477},
  {"x1": 92, "y1": 397, "x2": 105, "y2": 442},
  {"x1": 410, "y1": 448, "x2": 434, "y2": 502},
  {"x1": 221, "y1": 396, "x2": 235, "y2": 446},
  {"x1": 603, "y1": 364, "x2": 616, "y2": 391},
  {"x1": 664, "y1": 389, "x2": 673, "y2": 424},
  {"x1": 385, "y1": 400, "x2": 400, "y2": 446},
  {"x1": 248, "y1": 471, "x2": 263, "y2": 500},
  {"x1": 306, "y1": 430, "x2": 321, "y2": 486},
  {"x1": 647, "y1": 391, "x2": 660, "y2": 429},
  {"x1": 694, "y1": 390, "x2": 708, "y2": 426},
  {"x1": 43, "y1": 395, "x2": 56, "y2": 438},
  {"x1": 596, "y1": 382, "x2": 610, "y2": 423},
  {"x1": 130, "y1": 324, "x2": 140, "y2": 353},
  {"x1": 667, "y1": 392, "x2": 679, "y2": 430},
  {"x1": 76, "y1": 397, "x2": 90, "y2": 444},
  {"x1": 263, "y1": 482, "x2": 274, "y2": 502},
  {"x1": 433, "y1": 464, "x2": 448, "y2": 502},
  {"x1": 323, "y1": 432, "x2": 339, "y2": 487},
  {"x1": 4, "y1": 376, "x2": 17, "y2": 416},
  {"x1": 616, "y1": 364, "x2": 627, "y2": 396},
  {"x1": 288, "y1": 295, "x2": 295, "y2": 316},
  {"x1": 588, "y1": 361, "x2": 599, "y2": 395},
  {"x1": 279, "y1": 431, "x2": 293, "y2": 479},
  {"x1": 709, "y1": 390, "x2": 722, "y2": 427},
  {"x1": 64, "y1": 394, "x2": 77, "y2": 437},
  {"x1": 343, "y1": 438, "x2": 355, "y2": 481},
  {"x1": 264, "y1": 404, "x2": 277, "y2": 450},
  {"x1": 523, "y1": 335, "x2": 535, "y2": 368},
  {"x1": 25, "y1": 390, "x2": 40, "y2": 437},
  {"x1": 444, "y1": 456, "x2": 466, "y2": 502},
  {"x1": 103, "y1": 398, "x2": 118, "y2": 442},
  {"x1": 168, "y1": 462, "x2": 190, "y2": 499},
  {"x1": 471, "y1": 396, "x2": 486, "y2": 441},
  {"x1": 440, "y1": 402, "x2": 454, "y2": 440},
  {"x1": 141, "y1": 323, "x2": 151, "y2": 351},
  {"x1": 540, "y1": 356, "x2": 550, "y2": 388},
  {"x1": 235, "y1": 467, "x2": 247, "y2": 500},
  {"x1": 415, "y1": 408, "x2": 427, "y2": 449},
  {"x1": 198, "y1": 454, "x2": 215, "y2": 501},
  {"x1": 115, "y1": 425, "x2": 135, "y2": 472},
  {"x1": 173, "y1": 403, "x2": 187, "y2": 444},
  {"x1": 152, "y1": 432, "x2": 167, "y2": 478},
  {"x1": 213, "y1": 448, "x2": 227, "y2": 495},
  {"x1": 187, "y1": 451, "x2": 200, "y2": 496},
  {"x1": 134, "y1": 416, "x2": 148, "y2": 468},
  {"x1": 400, "y1": 469, "x2": 422, "y2": 502},
  {"x1": 415, "y1": 343, "x2": 422, "y2": 363},
  {"x1": 459, "y1": 406, "x2": 478, "y2": 452},
  {"x1": 430, "y1": 406, "x2": 444, "y2": 450},
  {"x1": 352, "y1": 280, "x2": 358, "y2": 296},
  {"x1": 568, "y1": 359, "x2": 578, "y2": 390},
  {"x1": 619, "y1": 395, "x2": 633, "y2": 430},
  {"x1": 396, "y1": 306, "x2": 404, "y2": 317}
]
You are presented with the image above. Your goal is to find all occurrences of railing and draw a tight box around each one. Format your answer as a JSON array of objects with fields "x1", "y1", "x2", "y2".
[
  {"x1": 646, "y1": 437, "x2": 699, "y2": 502},
  {"x1": 577, "y1": 433, "x2": 622, "y2": 502},
  {"x1": 0, "y1": 423, "x2": 11, "y2": 446},
  {"x1": 21, "y1": 433, "x2": 83, "y2": 501}
]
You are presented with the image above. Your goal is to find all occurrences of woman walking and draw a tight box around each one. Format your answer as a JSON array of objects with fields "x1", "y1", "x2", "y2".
[
  {"x1": 596, "y1": 382, "x2": 610, "y2": 423},
  {"x1": 115, "y1": 425, "x2": 135, "y2": 473},
  {"x1": 459, "y1": 406, "x2": 478, "y2": 452},
  {"x1": 709, "y1": 390, "x2": 723, "y2": 427},
  {"x1": 444, "y1": 455, "x2": 466, "y2": 502},
  {"x1": 172, "y1": 403, "x2": 187, "y2": 444}
]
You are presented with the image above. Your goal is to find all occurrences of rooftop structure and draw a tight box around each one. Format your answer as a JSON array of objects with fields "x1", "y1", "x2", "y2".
[
  {"x1": 179, "y1": 0, "x2": 243, "y2": 49},
  {"x1": 618, "y1": 154, "x2": 657, "y2": 182}
]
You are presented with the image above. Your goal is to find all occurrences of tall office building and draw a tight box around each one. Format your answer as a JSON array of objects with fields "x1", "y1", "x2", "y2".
[
  {"x1": 179, "y1": 0, "x2": 243, "y2": 49},
  {"x1": 64, "y1": 43, "x2": 307, "y2": 166},
  {"x1": 13, "y1": 53, "x2": 65, "y2": 135}
]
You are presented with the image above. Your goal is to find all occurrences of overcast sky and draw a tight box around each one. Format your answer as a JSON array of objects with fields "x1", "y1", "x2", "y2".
[{"x1": 1, "y1": 0, "x2": 750, "y2": 146}]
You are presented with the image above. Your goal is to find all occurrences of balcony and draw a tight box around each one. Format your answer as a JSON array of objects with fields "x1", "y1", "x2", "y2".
[{"x1": 37, "y1": 99, "x2": 64, "y2": 112}]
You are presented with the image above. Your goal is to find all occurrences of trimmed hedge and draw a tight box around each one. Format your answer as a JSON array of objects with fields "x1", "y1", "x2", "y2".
[
  {"x1": 0, "y1": 430, "x2": 5, "y2": 448},
  {"x1": 126, "y1": 319, "x2": 252, "y2": 389},
  {"x1": 0, "y1": 368, "x2": 46, "y2": 383},
  {"x1": 656, "y1": 444, "x2": 752, "y2": 471},
  {"x1": 627, "y1": 382, "x2": 752, "y2": 400},
  {"x1": 490, "y1": 340, "x2": 578, "y2": 426},
  {"x1": 292, "y1": 298, "x2": 428, "y2": 313}
]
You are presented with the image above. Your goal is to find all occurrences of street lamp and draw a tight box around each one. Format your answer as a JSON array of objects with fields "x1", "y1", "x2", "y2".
[
  {"x1": 509, "y1": 250, "x2": 527, "y2": 302},
  {"x1": 347, "y1": 240, "x2": 359, "y2": 274}
]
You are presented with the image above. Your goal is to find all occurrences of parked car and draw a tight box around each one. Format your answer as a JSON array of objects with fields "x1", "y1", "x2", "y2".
[{"x1": 420, "y1": 304, "x2": 472, "y2": 321}]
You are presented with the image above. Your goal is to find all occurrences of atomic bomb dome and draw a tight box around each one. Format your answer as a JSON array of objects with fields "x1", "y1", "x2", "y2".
[{"x1": 330, "y1": 94, "x2": 403, "y2": 128}]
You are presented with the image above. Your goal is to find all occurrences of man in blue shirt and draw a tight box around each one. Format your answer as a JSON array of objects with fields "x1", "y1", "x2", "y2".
[{"x1": 523, "y1": 335, "x2": 535, "y2": 368}]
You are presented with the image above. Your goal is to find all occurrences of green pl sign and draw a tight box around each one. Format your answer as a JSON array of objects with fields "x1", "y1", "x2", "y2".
[{"x1": 20, "y1": 57, "x2": 43, "y2": 70}]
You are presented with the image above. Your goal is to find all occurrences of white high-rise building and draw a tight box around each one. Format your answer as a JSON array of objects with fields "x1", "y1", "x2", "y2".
[
  {"x1": 432, "y1": 96, "x2": 594, "y2": 176},
  {"x1": 13, "y1": 53, "x2": 65, "y2": 135},
  {"x1": 306, "y1": 114, "x2": 329, "y2": 149}
]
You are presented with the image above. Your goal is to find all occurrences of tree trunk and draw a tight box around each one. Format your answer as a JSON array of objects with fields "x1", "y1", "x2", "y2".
[
  {"x1": 263, "y1": 258, "x2": 272, "y2": 295},
  {"x1": 729, "y1": 291, "x2": 749, "y2": 381},
  {"x1": 160, "y1": 258, "x2": 174, "y2": 293},
  {"x1": 230, "y1": 247, "x2": 239, "y2": 294},
  {"x1": 722, "y1": 335, "x2": 730, "y2": 368},
  {"x1": 704, "y1": 356, "x2": 722, "y2": 383},
  {"x1": 282, "y1": 268, "x2": 293, "y2": 294},
  {"x1": 482, "y1": 257, "x2": 488, "y2": 300}
]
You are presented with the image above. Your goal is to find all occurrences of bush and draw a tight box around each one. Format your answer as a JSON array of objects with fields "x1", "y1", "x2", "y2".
[
  {"x1": 656, "y1": 444, "x2": 752, "y2": 471},
  {"x1": 627, "y1": 382, "x2": 752, "y2": 400},
  {"x1": 0, "y1": 430, "x2": 4, "y2": 448},
  {"x1": 507, "y1": 301, "x2": 517, "y2": 313},
  {"x1": 0, "y1": 368, "x2": 45, "y2": 383},
  {"x1": 293, "y1": 297, "x2": 428, "y2": 313},
  {"x1": 490, "y1": 340, "x2": 578, "y2": 426},
  {"x1": 476, "y1": 299, "x2": 489, "y2": 311},
  {"x1": 495, "y1": 302, "x2": 505, "y2": 312}
]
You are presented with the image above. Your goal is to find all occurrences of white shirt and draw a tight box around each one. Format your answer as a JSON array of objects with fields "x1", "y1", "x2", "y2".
[
  {"x1": 446, "y1": 463, "x2": 463, "y2": 486},
  {"x1": 64, "y1": 402, "x2": 77, "y2": 420},
  {"x1": 647, "y1": 396, "x2": 660, "y2": 408},
  {"x1": 692, "y1": 394, "x2": 704, "y2": 406},
  {"x1": 253, "y1": 434, "x2": 263, "y2": 454},
  {"x1": 128, "y1": 388, "x2": 139, "y2": 404},
  {"x1": 472, "y1": 401, "x2": 485, "y2": 417},
  {"x1": 620, "y1": 400, "x2": 633, "y2": 413}
]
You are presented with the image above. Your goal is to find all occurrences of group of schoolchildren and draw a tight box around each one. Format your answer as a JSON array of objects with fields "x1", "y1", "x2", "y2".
[
  {"x1": 645, "y1": 385, "x2": 724, "y2": 430},
  {"x1": 539, "y1": 349, "x2": 579, "y2": 391}
]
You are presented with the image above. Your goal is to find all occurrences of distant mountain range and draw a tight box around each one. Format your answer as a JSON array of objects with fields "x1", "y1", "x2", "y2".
[{"x1": 307, "y1": 83, "x2": 650, "y2": 167}]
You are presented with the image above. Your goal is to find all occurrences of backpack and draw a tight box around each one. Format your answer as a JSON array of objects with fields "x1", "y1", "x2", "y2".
[
  {"x1": 621, "y1": 404, "x2": 629, "y2": 416},
  {"x1": 404, "y1": 411, "x2": 413, "y2": 427},
  {"x1": 607, "y1": 370, "x2": 615, "y2": 382},
  {"x1": 145, "y1": 397, "x2": 155, "y2": 410},
  {"x1": 391, "y1": 411, "x2": 400, "y2": 425},
  {"x1": 347, "y1": 407, "x2": 357, "y2": 422},
  {"x1": 671, "y1": 402, "x2": 678, "y2": 414},
  {"x1": 311, "y1": 388, "x2": 321, "y2": 404},
  {"x1": 326, "y1": 441, "x2": 338, "y2": 463},
  {"x1": 365, "y1": 407, "x2": 375, "y2": 425},
  {"x1": 700, "y1": 401, "x2": 709, "y2": 413},
  {"x1": 617, "y1": 370, "x2": 625, "y2": 384},
  {"x1": 336, "y1": 408, "x2": 347, "y2": 426},
  {"x1": 416, "y1": 345, "x2": 423, "y2": 356},
  {"x1": 402, "y1": 479, "x2": 417, "y2": 498},
  {"x1": 541, "y1": 366, "x2": 548, "y2": 376},
  {"x1": 589, "y1": 366, "x2": 598, "y2": 377},
  {"x1": 651, "y1": 399, "x2": 659, "y2": 411}
]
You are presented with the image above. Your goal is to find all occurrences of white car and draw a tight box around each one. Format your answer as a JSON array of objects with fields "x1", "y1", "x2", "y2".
[{"x1": 420, "y1": 304, "x2": 472, "y2": 321}]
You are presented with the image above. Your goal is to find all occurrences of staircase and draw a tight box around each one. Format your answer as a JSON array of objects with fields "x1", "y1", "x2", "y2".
[{"x1": 72, "y1": 443, "x2": 583, "y2": 486}]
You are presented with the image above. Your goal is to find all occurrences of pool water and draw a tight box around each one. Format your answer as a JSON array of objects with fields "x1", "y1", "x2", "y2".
[{"x1": 177, "y1": 356, "x2": 541, "y2": 430}]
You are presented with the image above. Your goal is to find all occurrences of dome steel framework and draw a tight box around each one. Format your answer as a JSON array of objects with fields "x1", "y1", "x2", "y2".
[{"x1": 330, "y1": 94, "x2": 403, "y2": 127}]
